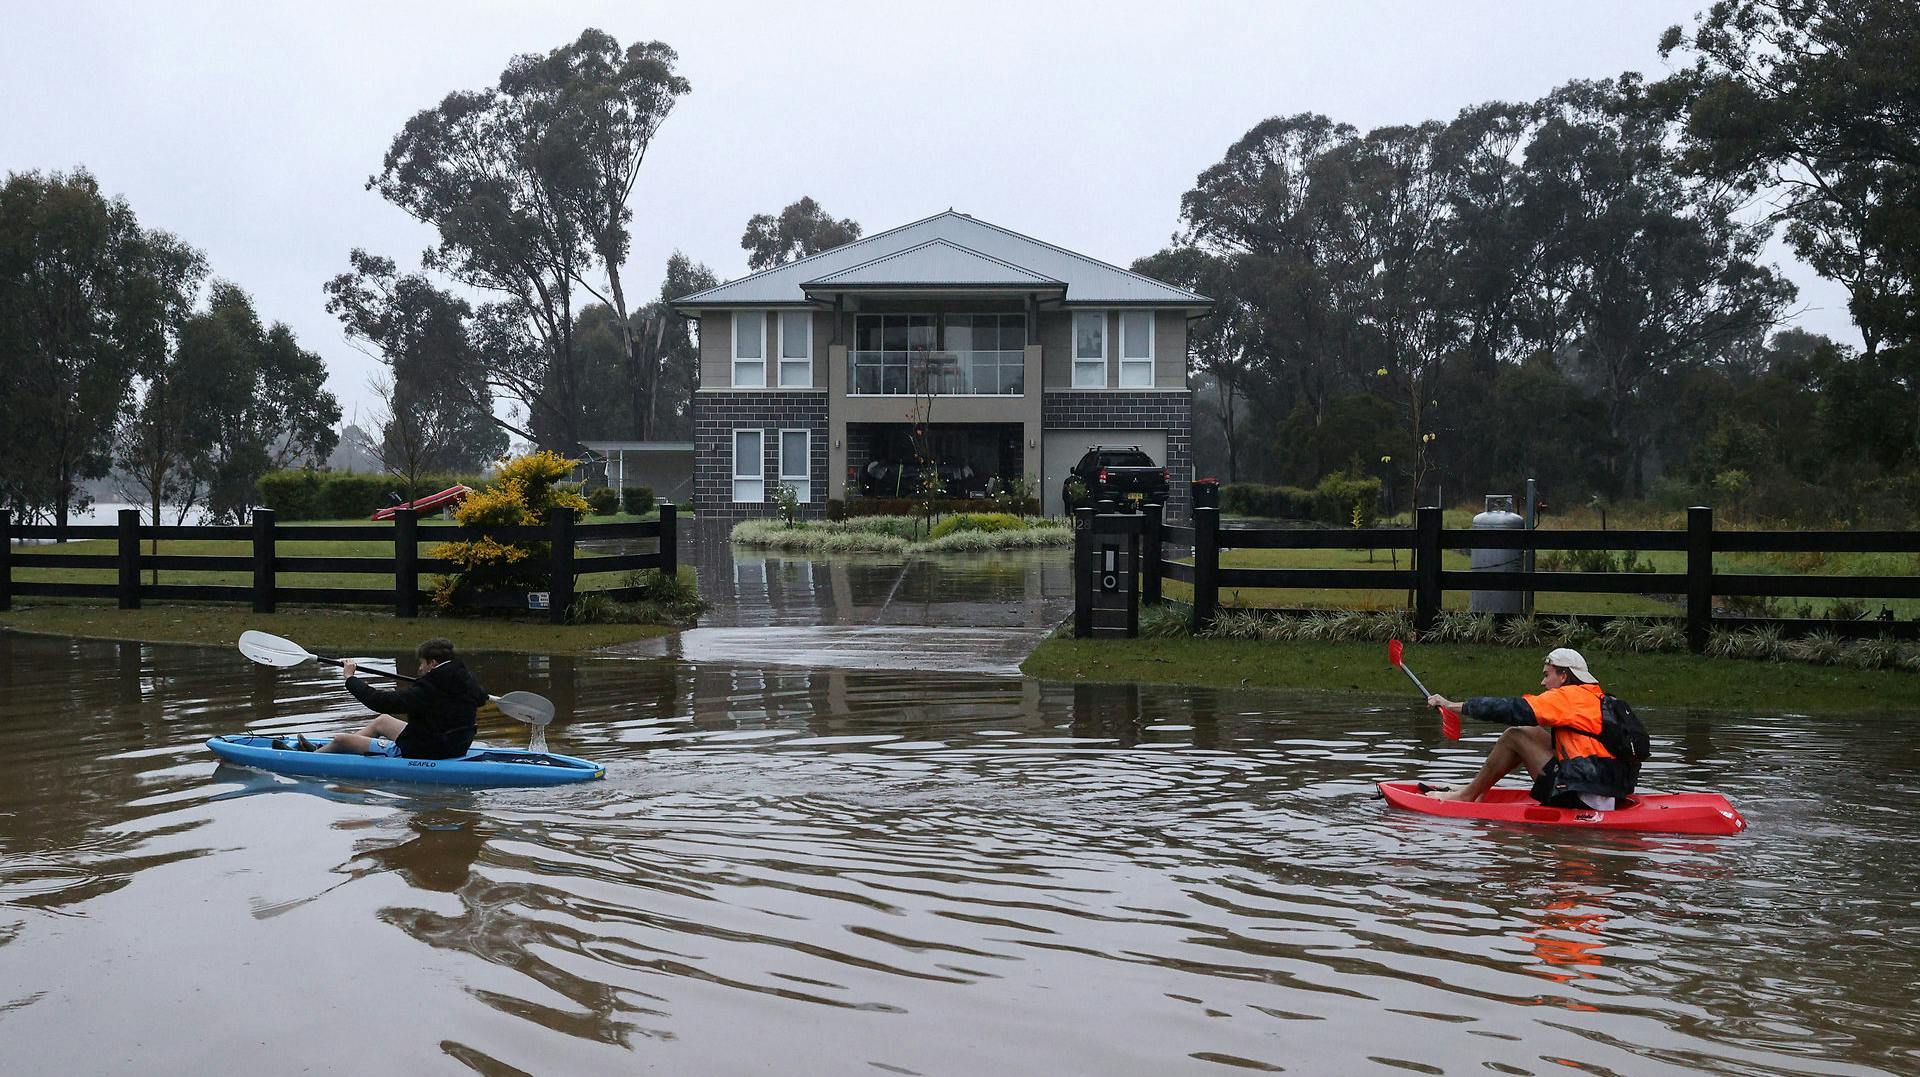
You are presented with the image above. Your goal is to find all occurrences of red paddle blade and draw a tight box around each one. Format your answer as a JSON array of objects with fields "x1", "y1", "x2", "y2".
[
  {"x1": 1388, "y1": 639, "x2": 1404, "y2": 666},
  {"x1": 1440, "y1": 707, "x2": 1462, "y2": 741}
]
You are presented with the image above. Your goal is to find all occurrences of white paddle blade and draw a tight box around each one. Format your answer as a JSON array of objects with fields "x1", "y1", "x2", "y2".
[
  {"x1": 494, "y1": 691, "x2": 555, "y2": 727},
  {"x1": 238, "y1": 631, "x2": 313, "y2": 669}
]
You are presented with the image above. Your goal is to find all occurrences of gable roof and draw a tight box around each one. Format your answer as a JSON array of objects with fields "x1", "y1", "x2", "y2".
[
  {"x1": 673, "y1": 210, "x2": 1209, "y2": 309},
  {"x1": 804, "y1": 238, "x2": 1065, "y2": 289}
]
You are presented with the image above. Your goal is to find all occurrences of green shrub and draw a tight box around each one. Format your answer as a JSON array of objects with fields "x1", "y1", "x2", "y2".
[
  {"x1": 927, "y1": 513, "x2": 1028, "y2": 540},
  {"x1": 586, "y1": 487, "x2": 620, "y2": 515},
  {"x1": 1221, "y1": 483, "x2": 1316, "y2": 519},
  {"x1": 621, "y1": 486, "x2": 654, "y2": 516},
  {"x1": 1312, "y1": 473, "x2": 1382, "y2": 527}
]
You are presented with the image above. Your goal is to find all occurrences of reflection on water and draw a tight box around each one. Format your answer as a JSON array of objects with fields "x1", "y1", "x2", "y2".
[{"x1": 0, "y1": 632, "x2": 1916, "y2": 1075}]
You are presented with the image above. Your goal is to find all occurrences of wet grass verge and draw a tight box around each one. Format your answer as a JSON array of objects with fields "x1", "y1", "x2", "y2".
[
  {"x1": 1020, "y1": 637, "x2": 1915, "y2": 714},
  {"x1": 0, "y1": 604, "x2": 675, "y2": 656}
]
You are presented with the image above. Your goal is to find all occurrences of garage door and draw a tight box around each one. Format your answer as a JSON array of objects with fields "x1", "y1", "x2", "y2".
[{"x1": 1041, "y1": 429, "x2": 1168, "y2": 516}]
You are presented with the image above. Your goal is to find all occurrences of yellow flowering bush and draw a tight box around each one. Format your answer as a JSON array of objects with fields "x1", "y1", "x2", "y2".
[{"x1": 430, "y1": 449, "x2": 589, "y2": 610}]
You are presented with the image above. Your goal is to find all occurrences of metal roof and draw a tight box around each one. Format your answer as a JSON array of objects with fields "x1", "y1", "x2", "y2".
[
  {"x1": 674, "y1": 210, "x2": 1210, "y2": 309},
  {"x1": 804, "y1": 239, "x2": 1065, "y2": 289}
]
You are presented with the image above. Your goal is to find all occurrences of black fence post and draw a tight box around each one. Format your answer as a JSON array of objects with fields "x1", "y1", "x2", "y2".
[
  {"x1": 117, "y1": 509, "x2": 141, "y2": 610},
  {"x1": 1073, "y1": 506, "x2": 1093, "y2": 638},
  {"x1": 1415, "y1": 506, "x2": 1442, "y2": 632},
  {"x1": 1141, "y1": 501, "x2": 1163, "y2": 605},
  {"x1": 549, "y1": 505, "x2": 576, "y2": 626},
  {"x1": 251, "y1": 509, "x2": 276, "y2": 614},
  {"x1": 1190, "y1": 505, "x2": 1219, "y2": 634},
  {"x1": 658, "y1": 501, "x2": 678, "y2": 582},
  {"x1": 393, "y1": 508, "x2": 417, "y2": 619},
  {"x1": 1687, "y1": 505, "x2": 1713, "y2": 653},
  {"x1": 0, "y1": 510, "x2": 11, "y2": 612}
]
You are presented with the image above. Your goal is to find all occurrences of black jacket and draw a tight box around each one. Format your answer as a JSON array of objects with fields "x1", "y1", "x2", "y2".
[{"x1": 345, "y1": 658, "x2": 487, "y2": 759}]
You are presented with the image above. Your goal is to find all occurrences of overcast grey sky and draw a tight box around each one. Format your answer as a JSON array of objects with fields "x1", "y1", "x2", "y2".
[{"x1": 1, "y1": 0, "x2": 1858, "y2": 426}]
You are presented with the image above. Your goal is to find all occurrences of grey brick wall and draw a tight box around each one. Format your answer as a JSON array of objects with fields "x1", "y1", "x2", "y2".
[
  {"x1": 1043, "y1": 390, "x2": 1193, "y2": 522},
  {"x1": 692, "y1": 391, "x2": 830, "y2": 522}
]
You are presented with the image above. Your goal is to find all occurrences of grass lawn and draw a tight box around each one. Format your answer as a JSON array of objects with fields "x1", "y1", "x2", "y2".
[
  {"x1": 1165, "y1": 529, "x2": 1920, "y2": 618},
  {"x1": 1021, "y1": 636, "x2": 1914, "y2": 714},
  {"x1": 0, "y1": 603, "x2": 674, "y2": 655}
]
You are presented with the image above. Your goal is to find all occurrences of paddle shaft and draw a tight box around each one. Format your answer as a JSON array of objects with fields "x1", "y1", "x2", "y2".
[{"x1": 1393, "y1": 661, "x2": 1434, "y2": 700}]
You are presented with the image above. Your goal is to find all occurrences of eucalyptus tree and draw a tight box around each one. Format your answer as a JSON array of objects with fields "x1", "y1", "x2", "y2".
[
  {"x1": 369, "y1": 29, "x2": 690, "y2": 448},
  {"x1": 1658, "y1": 0, "x2": 1919, "y2": 364},
  {"x1": 112, "y1": 229, "x2": 210, "y2": 538},
  {"x1": 174, "y1": 283, "x2": 339, "y2": 523},
  {"x1": 325, "y1": 250, "x2": 507, "y2": 481},
  {"x1": 575, "y1": 251, "x2": 717, "y2": 443},
  {"x1": 0, "y1": 169, "x2": 149, "y2": 529},
  {"x1": 1522, "y1": 78, "x2": 1794, "y2": 496},
  {"x1": 741, "y1": 197, "x2": 863, "y2": 270}
]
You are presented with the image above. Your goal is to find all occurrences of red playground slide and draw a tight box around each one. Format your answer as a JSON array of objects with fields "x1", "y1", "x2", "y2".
[{"x1": 371, "y1": 484, "x2": 473, "y2": 521}]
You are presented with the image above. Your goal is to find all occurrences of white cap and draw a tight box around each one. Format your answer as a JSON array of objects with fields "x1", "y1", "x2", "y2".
[{"x1": 1544, "y1": 647, "x2": 1597, "y2": 683}]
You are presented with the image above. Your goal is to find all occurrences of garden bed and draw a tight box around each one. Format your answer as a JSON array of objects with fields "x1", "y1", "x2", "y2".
[{"x1": 731, "y1": 513, "x2": 1072, "y2": 555}]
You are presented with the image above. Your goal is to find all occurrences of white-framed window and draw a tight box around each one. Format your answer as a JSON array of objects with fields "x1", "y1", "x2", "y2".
[
  {"x1": 1072, "y1": 310, "x2": 1107, "y2": 388},
  {"x1": 779, "y1": 429, "x2": 811, "y2": 502},
  {"x1": 778, "y1": 310, "x2": 812, "y2": 387},
  {"x1": 732, "y1": 428, "x2": 763, "y2": 502},
  {"x1": 1119, "y1": 310, "x2": 1155, "y2": 388},
  {"x1": 732, "y1": 311, "x2": 765, "y2": 387}
]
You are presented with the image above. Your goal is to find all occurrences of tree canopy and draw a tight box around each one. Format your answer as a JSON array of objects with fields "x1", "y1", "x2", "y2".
[
  {"x1": 369, "y1": 28, "x2": 690, "y2": 448},
  {"x1": 741, "y1": 197, "x2": 862, "y2": 270}
]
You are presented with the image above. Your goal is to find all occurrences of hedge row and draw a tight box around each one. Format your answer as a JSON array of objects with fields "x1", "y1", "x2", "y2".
[
  {"x1": 1221, "y1": 475, "x2": 1384, "y2": 526},
  {"x1": 257, "y1": 470, "x2": 488, "y2": 521}
]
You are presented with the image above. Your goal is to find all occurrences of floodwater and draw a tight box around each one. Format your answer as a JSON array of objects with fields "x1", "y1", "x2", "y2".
[{"x1": 1, "y1": 547, "x2": 1917, "y2": 1075}]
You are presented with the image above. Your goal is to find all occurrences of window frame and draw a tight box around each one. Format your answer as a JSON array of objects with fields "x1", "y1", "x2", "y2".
[
  {"x1": 778, "y1": 428, "x2": 811, "y2": 503},
  {"x1": 1118, "y1": 310, "x2": 1155, "y2": 388},
  {"x1": 731, "y1": 428, "x2": 764, "y2": 503},
  {"x1": 777, "y1": 309, "x2": 813, "y2": 388},
  {"x1": 1072, "y1": 310, "x2": 1108, "y2": 389},
  {"x1": 732, "y1": 311, "x2": 766, "y2": 388}
]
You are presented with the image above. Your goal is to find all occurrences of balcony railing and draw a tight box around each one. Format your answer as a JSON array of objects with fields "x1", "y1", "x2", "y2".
[{"x1": 849, "y1": 349, "x2": 1025, "y2": 396}]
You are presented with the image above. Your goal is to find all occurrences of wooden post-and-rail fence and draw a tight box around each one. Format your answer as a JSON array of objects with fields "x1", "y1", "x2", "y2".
[
  {"x1": 0, "y1": 504, "x2": 678, "y2": 626},
  {"x1": 1079, "y1": 486, "x2": 1920, "y2": 651}
]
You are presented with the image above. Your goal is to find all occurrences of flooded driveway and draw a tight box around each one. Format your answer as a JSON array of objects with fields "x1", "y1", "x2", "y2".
[
  {"x1": 616, "y1": 525, "x2": 1075, "y2": 675},
  {"x1": 1, "y1": 618, "x2": 1915, "y2": 1074}
]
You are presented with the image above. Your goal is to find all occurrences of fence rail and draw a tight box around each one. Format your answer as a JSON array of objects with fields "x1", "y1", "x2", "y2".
[
  {"x1": 1101, "y1": 492, "x2": 1918, "y2": 650},
  {"x1": 0, "y1": 504, "x2": 678, "y2": 625}
]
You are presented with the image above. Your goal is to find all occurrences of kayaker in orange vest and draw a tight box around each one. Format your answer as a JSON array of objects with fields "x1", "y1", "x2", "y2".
[{"x1": 1422, "y1": 648, "x2": 1636, "y2": 810}]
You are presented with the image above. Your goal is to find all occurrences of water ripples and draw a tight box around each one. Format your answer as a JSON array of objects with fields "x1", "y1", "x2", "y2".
[{"x1": 0, "y1": 634, "x2": 1914, "y2": 1074}]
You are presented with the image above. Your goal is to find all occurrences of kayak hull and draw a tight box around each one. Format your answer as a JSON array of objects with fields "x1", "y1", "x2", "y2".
[
  {"x1": 1378, "y1": 781, "x2": 1746, "y2": 836},
  {"x1": 371, "y1": 484, "x2": 472, "y2": 521},
  {"x1": 207, "y1": 734, "x2": 604, "y2": 788}
]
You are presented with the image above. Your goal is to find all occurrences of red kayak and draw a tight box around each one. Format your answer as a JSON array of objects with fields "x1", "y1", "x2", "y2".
[
  {"x1": 371, "y1": 484, "x2": 472, "y2": 521},
  {"x1": 1378, "y1": 781, "x2": 1747, "y2": 836}
]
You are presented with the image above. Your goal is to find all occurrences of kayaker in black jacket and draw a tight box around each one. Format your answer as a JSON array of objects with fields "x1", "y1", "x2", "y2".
[{"x1": 316, "y1": 637, "x2": 487, "y2": 759}]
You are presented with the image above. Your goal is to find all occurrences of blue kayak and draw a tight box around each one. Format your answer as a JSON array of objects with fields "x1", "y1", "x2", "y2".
[{"x1": 206, "y1": 734, "x2": 604, "y2": 787}]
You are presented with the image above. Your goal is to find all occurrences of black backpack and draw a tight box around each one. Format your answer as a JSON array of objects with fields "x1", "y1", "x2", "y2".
[{"x1": 1599, "y1": 695, "x2": 1652, "y2": 767}]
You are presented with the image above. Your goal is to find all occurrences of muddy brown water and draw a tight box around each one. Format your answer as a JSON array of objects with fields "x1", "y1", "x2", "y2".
[{"x1": 2, "y1": 548, "x2": 1917, "y2": 1074}]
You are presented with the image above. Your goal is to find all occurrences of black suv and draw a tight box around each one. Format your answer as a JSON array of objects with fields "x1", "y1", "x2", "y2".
[{"x1": 1063, "y1": 445, "x2": 1169, "y2": 510}]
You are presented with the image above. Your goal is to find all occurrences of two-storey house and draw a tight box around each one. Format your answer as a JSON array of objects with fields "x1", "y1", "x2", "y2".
[{"x1": 673, "y1": 211, "x2": 1209, "y2": 522}]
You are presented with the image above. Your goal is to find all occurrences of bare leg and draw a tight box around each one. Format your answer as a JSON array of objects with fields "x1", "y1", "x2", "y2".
[
  {"x1": 320, "y1": 714, "x2": 408, "y2": 754},
  {"x1": 1428, "y1": 727, "x2": 1553, "y2": 802}
]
